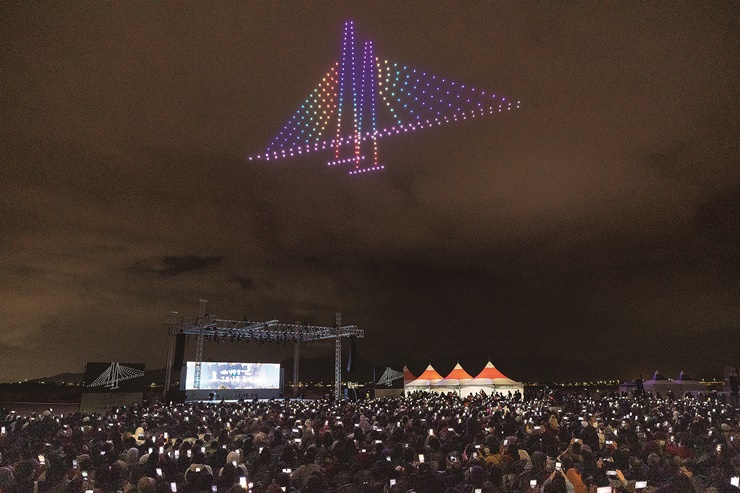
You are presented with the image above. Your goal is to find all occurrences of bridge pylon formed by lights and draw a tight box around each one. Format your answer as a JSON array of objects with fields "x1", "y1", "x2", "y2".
[
  {"x1": 249, "y1": 21, "x2": 520, "y2": 174},
  {"x1": 164, "y1": 300, "x2": 363, "y2": 400}
]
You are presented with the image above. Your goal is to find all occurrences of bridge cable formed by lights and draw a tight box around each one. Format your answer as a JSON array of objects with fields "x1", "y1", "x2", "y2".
[
  {"x1": 376, "y1": 367, "x2": 405, "y2": 387},
  {"x1": 89, "y1": 363, "x2": 146, "y2": 390},
  {"x1": 164, "y1": 300, "x2": 363, "y2": 400},
  {"x1": 249, "y1": 21, "x2": 521, "y2": 174}
]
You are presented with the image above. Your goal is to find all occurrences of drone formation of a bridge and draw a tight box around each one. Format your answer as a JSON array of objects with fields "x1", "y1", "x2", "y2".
[{"x1": 249, "y1": 21, "x2": 520, "y2": 174}]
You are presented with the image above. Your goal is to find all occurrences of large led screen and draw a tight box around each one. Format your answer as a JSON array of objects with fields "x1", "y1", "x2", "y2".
[{"x1": 184, "y1": 362, "x2": 281, "y2": 390}]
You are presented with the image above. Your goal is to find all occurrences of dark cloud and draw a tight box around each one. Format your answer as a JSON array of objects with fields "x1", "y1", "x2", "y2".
[
  {"x1": 130, "y1": 255, "x2": 223, "y2": 277},
  {"x1": 695, "y1": 185, "x2": 740, "y2": 245},
  {"x1": 641, "y1": 143, "x2": 687, "y2": 177},
  {"x1": 230, "y1": 275, "x2": 255, "y2": 290}
]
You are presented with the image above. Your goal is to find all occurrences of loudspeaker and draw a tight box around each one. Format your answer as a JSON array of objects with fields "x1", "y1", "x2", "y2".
[
  {"x1": 171, "y1": 333, "x2": 187, "y2": 388},
  {"x1": 724, "y1": 367, "x2": 739, "y2": 396},
  {"x1": 166, "y1": 389, "x2": 186, "y2": 403}
]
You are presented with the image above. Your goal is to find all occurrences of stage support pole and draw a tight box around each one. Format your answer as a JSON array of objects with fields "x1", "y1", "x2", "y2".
[
  {"x1": 193, "y1": 300, "x2": 207, "y2": 390},
  {"x1": 163, "y1": 311, "x2": 178, "y2": 396},
  {"x1": 293, "y1": 322, "x2": 300, "y2": 394},
  {"x1": 335, "y1": 312, "x2": 342, "y2": 400}
]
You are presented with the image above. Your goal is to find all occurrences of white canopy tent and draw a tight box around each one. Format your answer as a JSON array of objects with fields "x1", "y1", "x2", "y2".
[
  {"x1": 433, "y1": 363, "x2": 474, "y2": 395},
  {"x1": 643, "y1": 371, "x2": 676, "y2": 396},
  {"x1": 618, "y1": 380, "x2": 638, "y2": 395},
  {"x1": 620, "y1": 371, "x2": 706, "y2": 397},
  {"x1": 461, "y1": 361, "x2": 524, "y2": 397},
  {"x1": 405, "y1": 365, "x2": 444, "y2": 392},
  {"x1": 673, "y1": 371, "x2": 707, "y2": 395},
  {"x1": 404, "y1": 361, "x2": 524, "y2": 396}
]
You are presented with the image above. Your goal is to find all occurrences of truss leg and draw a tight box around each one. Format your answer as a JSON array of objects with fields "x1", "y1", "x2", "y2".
[
  {"x1": 293, "y1": 340, "x2": 300, "y2": 394},
  {"x1": 193, "y1": 300, "x2": 207, "y2": 390},
  {"x1": 335, "y1": 312, "x2": 342, "y2": 400},
  {"x1": 164, "y1": 331, "x2": 175, "y2": 395},
  {"x1": 194, "y1": 328, "x2": 204, "y2": 390},
  {"x1": 163, "y1": 311, "x2": 178, "y2": 397}
]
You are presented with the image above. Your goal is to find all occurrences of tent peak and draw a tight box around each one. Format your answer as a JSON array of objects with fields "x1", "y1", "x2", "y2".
[{"x1": 651, "y1": 371, "x2": 668, "y2": 381}]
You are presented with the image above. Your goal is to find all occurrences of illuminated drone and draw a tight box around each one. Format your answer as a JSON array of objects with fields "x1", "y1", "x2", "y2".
[{"x1": 249, "y1": 21, "x2": 520, "y2": 174}]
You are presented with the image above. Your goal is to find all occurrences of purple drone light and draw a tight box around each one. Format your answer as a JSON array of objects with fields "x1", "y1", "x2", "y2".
[{"x1": 252, "y1": 21, "x2": 520, "y2": 174}]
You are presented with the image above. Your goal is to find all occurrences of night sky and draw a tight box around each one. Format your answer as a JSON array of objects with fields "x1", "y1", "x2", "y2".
[{"x1": 2, "y1": 2, "x2": 738, "y2": 383}]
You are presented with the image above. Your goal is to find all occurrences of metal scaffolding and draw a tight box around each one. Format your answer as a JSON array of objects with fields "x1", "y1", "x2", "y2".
[
  {"x1": 164, "y1": 301, "x2": 363, "y2": 400},
  {"x1": 335, "y1": 312, "x2": 342, "y2": 399}
]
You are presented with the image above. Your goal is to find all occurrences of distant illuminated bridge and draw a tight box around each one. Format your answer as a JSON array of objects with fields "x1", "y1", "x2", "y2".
[{"x1": 249, "y1": 21, "x2": 521, "y2": 174}]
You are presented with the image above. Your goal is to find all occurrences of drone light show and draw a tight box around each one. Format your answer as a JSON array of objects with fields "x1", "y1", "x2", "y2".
[{"x1": 249, "y1": 21, "x2": 521, "y2": 174}]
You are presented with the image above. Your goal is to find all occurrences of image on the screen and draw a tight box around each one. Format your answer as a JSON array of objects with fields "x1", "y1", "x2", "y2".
[{"x1": 185, "y1": 362, "x2": 280, "y2": 390}]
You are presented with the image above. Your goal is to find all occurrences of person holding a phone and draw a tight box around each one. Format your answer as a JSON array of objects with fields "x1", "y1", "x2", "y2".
[
  {"x1": 218, "y1": 451, "x2": 248, "y2": 478},
  {"x1": 184, "y1": 449, "x2": 214, "y2": 490},
  {"x1": 542, "y1": 466, "x2": 575, "y2": 493},
  {"x1": 457, "y1": 465, "x2": 496, "y2": 493},
  {"x1": 215, "y1": 462, "x2": 244, "y2": 492},
  {"x1": 656, "y1": 461, "x2": 699, "y2": 493},
  {"x1": 578, "y1": 420, "x2": 600, "y2": 454},
  {"x1": 562, "y1": 459, "x2": 588, "y2": 493}
]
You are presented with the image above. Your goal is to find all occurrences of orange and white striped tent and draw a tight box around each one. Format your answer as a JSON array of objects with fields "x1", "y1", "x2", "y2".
[
  {"x1": 404, "y1": 361, "x2": 523, "y2": 396},
  {"x1": 405, "y1": 364, "x2": 444, "y2": 389},
  {"x1": 434, "y1": 363, "x2": 475, "y2": 395},
  {"x1": 403, "y1": 366, "x2": 416, "y2": 386},
  {"x1": 462, "y1": 360, "x2": 523, "y2": 395},
  {"x1": 438, "y1": 363, "x2": 474, "y2": 385}
]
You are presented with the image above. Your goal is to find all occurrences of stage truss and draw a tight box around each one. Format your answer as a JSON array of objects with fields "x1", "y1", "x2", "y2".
[{"x1": 164, "y1": 300, "x2": 363, "y2": 400}]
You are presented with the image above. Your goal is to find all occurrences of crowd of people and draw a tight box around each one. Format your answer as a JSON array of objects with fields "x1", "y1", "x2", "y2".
[{"x1": 0, "y1": 390, "x2": 738, "y2": 493}]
